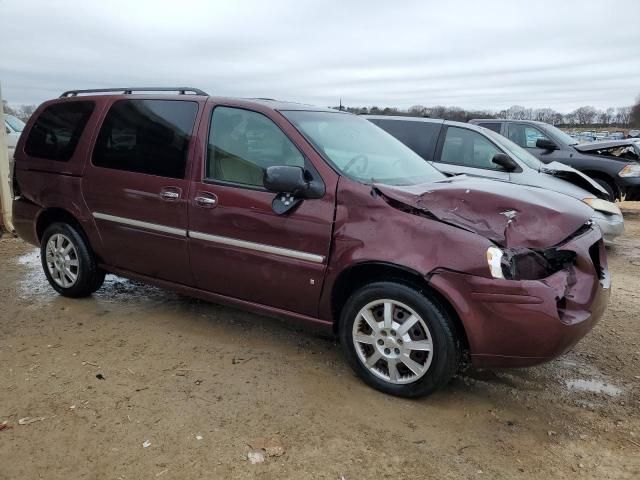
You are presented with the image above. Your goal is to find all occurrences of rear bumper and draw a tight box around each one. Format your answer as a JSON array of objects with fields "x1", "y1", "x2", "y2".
[
  {"x1": 12, "y1": 197, "x2": 41, "y2": 246},
  {"x1": 429, "y1": 225, "x2": 610, "y2": 368}
]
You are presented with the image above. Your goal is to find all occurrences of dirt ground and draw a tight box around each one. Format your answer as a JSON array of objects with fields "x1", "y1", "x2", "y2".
[{"x1": 1, "y1": 206, "x2": 639, "y2": 480}]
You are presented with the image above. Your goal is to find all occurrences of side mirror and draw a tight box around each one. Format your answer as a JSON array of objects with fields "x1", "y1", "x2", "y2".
[
  {"x1": 264, "y1": 166, "x2": 309, "y2": 196},
  {"x1": 536, "y1": 138, "x2": 557, "y2": 150},
  {"x1": 491, "y1": 153, "x2": 517, "y2": 172},
  {"x1": 264, "y1": 165, "x2": 324, "y2": 214}
]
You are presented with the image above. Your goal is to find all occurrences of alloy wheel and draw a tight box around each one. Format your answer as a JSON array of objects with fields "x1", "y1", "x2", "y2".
[
  {"x1": 45, "y1": 233, "x2": 80, "y2": 288},
  {"x1": 352, "y1": 299, "x2": 433, "y2": 385}
]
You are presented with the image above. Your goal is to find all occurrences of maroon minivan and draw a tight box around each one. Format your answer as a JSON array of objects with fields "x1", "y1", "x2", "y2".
[{"x1": 12, "y1": 87, "x2": 610, "y2": 397}]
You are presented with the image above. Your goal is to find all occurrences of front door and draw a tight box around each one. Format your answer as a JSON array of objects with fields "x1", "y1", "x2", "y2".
[
  {"x1": 505, "y1": 122, "x2": 567, "y2": 164},
  {"x1": 432, "y1": 125, "x2": 511, "y2": 181},
  {"x1": 187, "y1": 104, "x2": 335, "y2": 317},
  {"x1": 83, "y1": 98, "x2": 200, "y2": 285}
]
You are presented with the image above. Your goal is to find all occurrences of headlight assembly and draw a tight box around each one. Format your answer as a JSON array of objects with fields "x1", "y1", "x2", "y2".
[
  {"x1": 486, "y1": 246, "x2": 576, "y2": 281},
  {"x1": 618, "y1": 164, "x2": 640, "y2": 178},
  {"x1": 582, "y1": 198, "x2": 622, "y2": 216},
  {"x1": 486, "y1": 246, "x2": 504, "y2": 279}
]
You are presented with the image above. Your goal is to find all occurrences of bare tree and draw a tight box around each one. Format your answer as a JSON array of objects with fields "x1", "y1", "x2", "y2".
[
  {"x1": 332, "y1": 102, "x2": 633, "y2": 127},
  {"x1": 551, "y1": 112, "x2": 564, "y2": 125},
  {"x1": 2, "y1": 101, "x2": 36, "y2": 121},
  {"x1": 533, "y1": 108, "x2": 557, "y2": 123},
  {"x1": 573, "y1": 106, "x2": 597, "y2": 125},
  {"x1": 599, "y1": 107, "x2": 615, "y2": 125},
  {"x1": 18, "y1": 105, "x2": 36, "y2": 120},
  {"x1": 505, "y1": 105, "x2": 529, "y2": 120},
  {"x1": 631, "y1": 97, "x2": 640, "y2": 128},
  {"x1": 427, "y1": 105, "x2": 447, "y2": 119},
  {"x1": 616, "y1": 106, "x2": 632, "y2": 126},
  {"x1": 408, "y1": 105, "x2": 426, "y2": 116}
]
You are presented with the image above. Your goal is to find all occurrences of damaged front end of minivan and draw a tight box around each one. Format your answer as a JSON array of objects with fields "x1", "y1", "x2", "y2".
[{"x1": 368, "y1": 176, "x2": 610, "y2": 368}]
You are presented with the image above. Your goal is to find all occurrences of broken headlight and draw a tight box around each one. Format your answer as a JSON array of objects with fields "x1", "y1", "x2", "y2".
[
  {"x1": 486, "y1": 246, "x2": 576, "y2": 280},
  {"x1": 486, "y1": 246, "x2": 504, "y2": 279}
]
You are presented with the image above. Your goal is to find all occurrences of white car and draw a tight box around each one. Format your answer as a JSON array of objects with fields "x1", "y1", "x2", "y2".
[{"x1": 5, "y1": 114, "x2": 25, "y2": 153}]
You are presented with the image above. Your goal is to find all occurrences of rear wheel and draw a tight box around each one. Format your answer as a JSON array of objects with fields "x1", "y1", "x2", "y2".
[
  {"x1": 41, "y1": 223, "x2": 105, "y2": 297},
  {"x1": 339, "y1": 282, "x2": 459, "y2": 398}
]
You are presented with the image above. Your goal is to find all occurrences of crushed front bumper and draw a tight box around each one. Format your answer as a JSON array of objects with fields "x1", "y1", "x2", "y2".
[{"x1": 429, "y1": 224, "x2": 610, "y2": 368}]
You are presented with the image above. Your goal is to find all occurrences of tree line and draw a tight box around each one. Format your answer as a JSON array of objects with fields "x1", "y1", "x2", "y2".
[
  {"x1": 336, "y1": 98, "x2": 640, "y2": 128},
  {"x1": 2, "y1": 101, "x2": 37, "y2": 122}
]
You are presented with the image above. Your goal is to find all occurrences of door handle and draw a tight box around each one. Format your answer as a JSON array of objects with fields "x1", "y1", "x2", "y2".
[
  {"x1": 160, "y1": 191, "x2": 180, "y2": 200},
  {"x1": 194, "y1": 195, "x2": 218, "y2": 207}
]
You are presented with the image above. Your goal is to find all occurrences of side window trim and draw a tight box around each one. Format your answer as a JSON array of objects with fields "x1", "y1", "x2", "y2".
[{"x1": 203, "y1": 105, "x2": 308, "y2": 190}]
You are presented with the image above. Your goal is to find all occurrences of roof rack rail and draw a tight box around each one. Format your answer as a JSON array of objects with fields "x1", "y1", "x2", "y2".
[{"x1": 60, "y1": 87, "x2": 208, "y2": 98}]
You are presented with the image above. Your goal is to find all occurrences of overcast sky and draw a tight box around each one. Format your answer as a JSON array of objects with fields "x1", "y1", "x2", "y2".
[{"x1": 1, "y1": 0, "x2": 639, "y2": 111}]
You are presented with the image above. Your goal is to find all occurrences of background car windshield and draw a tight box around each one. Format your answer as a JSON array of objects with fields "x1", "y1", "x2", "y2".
[
  {"x1": 544, "y1": 123, "x2": 578, "y2": 145},
  {"x1": 6, "y1": 114, "x2": 25, "y2": 132},
  {"x1": 484, "y1": 128, "x2": 542, "y2": 170},
  {"x1": 283, "y1": 111, "x2": 444, "y2": 186}
]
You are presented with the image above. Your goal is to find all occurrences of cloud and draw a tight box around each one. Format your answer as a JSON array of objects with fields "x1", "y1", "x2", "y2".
[{"x1": 1, "y1": 0, "x2": 639, "y2": 111}]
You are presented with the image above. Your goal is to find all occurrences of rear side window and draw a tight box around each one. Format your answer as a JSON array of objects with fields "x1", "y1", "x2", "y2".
[
  {"x1": 370, "y1": 119, "x2": 441, "y2": 160},
  {"x1": 24, "y1": 101, "x2": 95, "y2": 161},
  {"x1": 478, "y1": 122, "x2": 502, "y2": 133},
  {"x1": 93, "y1": 100, "x2": 198, "y2": 179}
]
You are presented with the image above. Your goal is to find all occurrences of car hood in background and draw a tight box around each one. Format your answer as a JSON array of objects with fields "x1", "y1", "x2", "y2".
[
  {"x1": 574, "y1": 140, "x2": 640, "y2": 163},
  {"x1": 539, "y1": 161, "x2": 609, "y2": 199},
  {"x1": 575, "y1": 139, "x2": 639, "y2": 152},
  {"x1": 374, "y1": 176, "x2": 593, "y2": 249}
]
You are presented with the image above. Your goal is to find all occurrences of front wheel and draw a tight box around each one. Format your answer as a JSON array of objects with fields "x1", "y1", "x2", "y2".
[
  {"x1": 593, "y1": 178, "x2": 616, "y2": 201},
  {"x1": 41, "y1": 222, "x2": 105, "y2": 298},
  {"x1": 339, "y1": 282, "x2": 460, "y2": 398}
]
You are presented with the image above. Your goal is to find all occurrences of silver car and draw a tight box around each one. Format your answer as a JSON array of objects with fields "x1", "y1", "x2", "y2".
[{"x1": 366, "y1": 116, "x2": 624, "y2": 245}]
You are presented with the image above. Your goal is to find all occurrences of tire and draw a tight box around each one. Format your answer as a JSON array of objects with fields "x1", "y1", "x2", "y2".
[
  {"x1": 41, "y1": 222, "x2": 105, "y2": 298},
  {"x1": 339, "y1": 282, "x2": 459, "y2": 398},
  {"x1": 593, "y1": 178, "x2": 616, "y2": 201}
]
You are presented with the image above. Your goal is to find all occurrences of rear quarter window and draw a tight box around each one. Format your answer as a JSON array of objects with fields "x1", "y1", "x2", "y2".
[
  {"x1": 24, "y1": 101, "x2": 95, "y2": 161},
  {"x1": 370, "y1": 119, "x2": 441, "y2": 160}
]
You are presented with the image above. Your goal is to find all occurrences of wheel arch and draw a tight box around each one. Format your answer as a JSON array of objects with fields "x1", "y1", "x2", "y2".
[
  {"x1": 330, "y1": 261, "x2": 470, "y2": 352},
  {"x1": 581, "y1": 170, "x2": 620, "y2": 200},
  {"x1": 36, "y1": 208, "x2": 90, "y2": 246}
]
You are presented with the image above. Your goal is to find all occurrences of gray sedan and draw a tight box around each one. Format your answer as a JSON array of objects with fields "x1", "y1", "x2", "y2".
[{"x1": 366, "y1": 116, "x2": 624, "y2": 245}]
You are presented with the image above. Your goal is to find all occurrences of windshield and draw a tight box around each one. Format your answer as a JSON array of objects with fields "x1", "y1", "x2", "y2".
[
  {"x1": 483, "y1": 128, "x2": 542, "y2": 170},
  {"x1": 544, "y1": 123, "x2": 578, "y2": 146},
  {"x1": 282, "y1": 110, "x2": 444, "y2": 186},
  {"x1": 5, "y1": 114, "x2": 25, "y2": 132}
]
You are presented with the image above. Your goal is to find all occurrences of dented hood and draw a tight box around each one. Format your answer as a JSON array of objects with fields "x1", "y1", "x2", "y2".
[
  {"x1": 540, "y1": 161, "x2": 609, "y2": 199},
  {"x1": 575, "y1": 139, "x2": 640, "y2": 155},
  {"x1": 374, "y1": 176, "x2": 593, "y2": 248}
]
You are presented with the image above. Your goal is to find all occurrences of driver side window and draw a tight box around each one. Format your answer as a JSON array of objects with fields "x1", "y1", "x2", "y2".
[
  {"x1": 508, "y1": 124, "x2": 549, "y2": 148},
  {"x1": 440, "y1": 126, "x2": 502, "y2": 170},
  {"x1": 207, "y1": 106, "x2": 305, "y2": 187}
]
